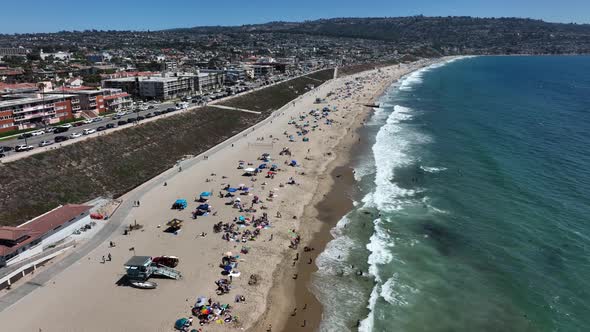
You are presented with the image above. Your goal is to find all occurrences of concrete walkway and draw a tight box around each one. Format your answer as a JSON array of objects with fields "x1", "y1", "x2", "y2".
[{"x1": 208, "y1": 105, "x2": 261, "y2": 114}]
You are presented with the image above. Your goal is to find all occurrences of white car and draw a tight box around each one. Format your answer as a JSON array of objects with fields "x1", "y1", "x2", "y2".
[
  {"x1": 31, "y1": 130, "x2": 45, "y2": 136},
  {"x1": 83, "y1": 128, "x2": 96, "y2": 135},
  {"x1": 92, "y1": 116, "x2": 104, "y2": 122},
  {"x1": 83, "y1": 119, "x2": 93, "y2": 124},
  {"x1": 15, "y1": 144, "x2": 34, "y2": 152},
  {"x1": 60, "y1": 124, "x2": 73, "y2": 129},
  {"x1": 69, "y1": 132, "x2": 82, "y2": 139},
  {"x1": 39, "y1": 140, "x2": 54, "y2": 147},
  {"x1": 116, "y1": 111, "x2": 126, "y2": 116}
]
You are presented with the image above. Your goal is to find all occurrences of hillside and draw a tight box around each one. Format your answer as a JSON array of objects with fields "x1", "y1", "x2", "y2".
[{"x1": 183, "y1": 16, "x2": 590, "y2": 54}]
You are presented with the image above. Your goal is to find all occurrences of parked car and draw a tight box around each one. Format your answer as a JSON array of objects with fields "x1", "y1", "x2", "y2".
[
  {"x1": 167, "y1": 107, "x2": 176, "y2": 112},
  {"x1": 53, "y1": 126, "x2": 69, "y2": 133},
  {"x1": 83, "y1": 128, "x2": 96, "y2": 135},
  {"x1": 15, "y1": 144, "x2": 34, "y2": 152},
  {"x1": 45, "y1": 127, "x2": 56, "y2": 133},
  {"x1": 111, "y1": 115, "x2": 121, "y2": 120},
  {"x1": 0, "y1": 146, "x2": 13, "y2": 152},
  {"x1": 83, "y1": 119, "x2": 93, "y2": 124},
  {"x1": 117, "y1": 120, "x2": 127, "y2": 126},
  {"x1": 116, "y1": 111, "x2": 126, "y2": 117},
  {"x1": 69, "y1": 132, "x2": 82, "y2": 139},
  {"x1": 148, "y1": 105, "x2": 155, "y2": 109},
  {"x1": 136, "y1": 116, "x2": 145, "y2": 121},
  {"x1": 39, "y1": 140, "x2": 54, "y2": 147},
  {"x1": 31, "y1": 130, "x2": 45, "y2": 136},
  {"x1": 145, "y1": 113, "x2": 154, "y2": 118},
  {"x1": 60, "y1": 123, "x2": 73, "y2": 129},
  {"x1": 0, "y1": 153, "x2": 5, "y2": 158},
  {"x1": 106, "y1": 123, "x2": 117, "y2": 129},
  {"x1": 17, "y1": 133, "x2": 32, "y2": 139},
  {"x1": 92, "y1": 117, "x2": 104, "y2": 122},
  {"x1": 73, "y1": 122, "x2": 84, "y2": 127},
  {"x1": 153, "y1": 111, "x2": 162, "y2": 116},
  {"x1": 96, "y1": 126, "x2": 107, "y2": 132},
  {"x1": 54, "y1": 135, "x2": 69, "y2": 143}
]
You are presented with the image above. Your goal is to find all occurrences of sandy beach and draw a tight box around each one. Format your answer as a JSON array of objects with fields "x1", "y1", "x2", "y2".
[{"x1": 0, "y1": 59, "x2": 443, "y2": 332}]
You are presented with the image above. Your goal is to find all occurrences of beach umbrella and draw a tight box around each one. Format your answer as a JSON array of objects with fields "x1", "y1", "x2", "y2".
[
  {"x1": 223, "y1": 265, "x2": 233, "y2": 272},
  {"x1": 200, "y1": 192, "x2": 211, "y2": 197},
  {"x1": 235, "y1": 197, "x2": 241, "y2": 202},
  {"x1": 239, "y1": 216, "x2": 245, "y2": 221},
  {"x1": 258, "y1": 163, "x2": 267, "y2": 169},
  {"x1": 201, "y1": 308, "x2": 211, "y2": 315},
  {"x1": 197, "y1": 204, "x2": 209, "y2": 210},
  {"x1": 175, "y1": 318, "x2": 189, "y2": 330},
  {"x1": 244, "y1": 167, "x2": 256, "y2": 173},
  {"x1": 227, "y1": 188, "x2": 237, "y2": 193}
]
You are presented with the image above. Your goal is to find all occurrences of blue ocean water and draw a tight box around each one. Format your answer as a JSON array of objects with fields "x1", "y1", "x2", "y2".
[{"x1": 313, "y1": 56, "x2": 590, "y2": 332}]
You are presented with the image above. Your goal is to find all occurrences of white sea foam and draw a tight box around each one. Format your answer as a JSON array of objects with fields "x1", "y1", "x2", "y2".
[
  {"x1": 357, "y1": 57, "x2": 471, "y2": 330},
  {"x1": 366, "y1": 219, "x2": 394, "y2": 278},
  {"x1": 380, "y1": 273, "x2": 419, "y2": 307},
  {"x1": 420, "y1": 166, "x2": 448, "y2": 173},
  {"x1": 370, "y1": 105, "x2": 420, "y2": 212},
  {"x1": 358, "y1": 284, "x2": 380, "y2": 332}
]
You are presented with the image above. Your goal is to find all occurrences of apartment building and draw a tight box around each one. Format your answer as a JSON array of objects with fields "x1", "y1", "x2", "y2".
[
  {"x1": 0, "y1": 93, "x2": 76, "y2": 133},
  {"x1": 139, "y1": 74, "x2": 197, "y2": 100},
  {"x1": 48, "y1": 88, "x2": 131, "y2": 115}
]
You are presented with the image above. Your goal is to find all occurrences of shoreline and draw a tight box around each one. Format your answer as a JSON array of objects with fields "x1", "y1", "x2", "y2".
[{"x1": 251, "y1": 58, "x2": 449, "y2": 332}]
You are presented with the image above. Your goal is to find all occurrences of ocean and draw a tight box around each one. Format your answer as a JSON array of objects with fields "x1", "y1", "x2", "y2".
[{"x1": 312, "y1": 56, "x2": 590, "y2": 332}]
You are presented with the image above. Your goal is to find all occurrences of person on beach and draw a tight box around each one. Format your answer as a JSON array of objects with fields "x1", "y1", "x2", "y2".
[
  {"x1": 107, "y1": 253, "x2": 112, "y2": 261},
  {"x1": 101, "y1": 256, "x2": 105, "y2": 263}
]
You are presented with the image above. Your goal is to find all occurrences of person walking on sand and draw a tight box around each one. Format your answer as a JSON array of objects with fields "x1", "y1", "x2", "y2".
[
  {"x1": 108, "y1": 253, "x2": 112, "y2": 261},
  {"x1": 102, "y1": 256, "x2": 105, "y2": 264}
]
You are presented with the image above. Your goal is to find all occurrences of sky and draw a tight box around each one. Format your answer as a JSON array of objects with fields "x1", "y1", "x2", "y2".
[{"x1": 1, "y1": 0, "x2": 589, "y2": 34}]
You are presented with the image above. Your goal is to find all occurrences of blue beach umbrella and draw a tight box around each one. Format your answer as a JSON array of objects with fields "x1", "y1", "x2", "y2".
[
  {"x1": 227, "y1": 188, "x2": 238, "y2": 193},
  {"x1": 200, "y1": 192, "x2": 211, "y2": 197}
]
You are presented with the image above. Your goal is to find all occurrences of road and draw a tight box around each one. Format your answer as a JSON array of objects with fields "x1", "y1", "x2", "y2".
[{"x1": 0, "y1": 101, "x2": 177, "y2": 153}]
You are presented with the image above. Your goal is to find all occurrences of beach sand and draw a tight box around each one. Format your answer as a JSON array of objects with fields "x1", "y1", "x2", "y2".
[{"x1": 0, "y1": 59, "x2": 442, "y2": 332}]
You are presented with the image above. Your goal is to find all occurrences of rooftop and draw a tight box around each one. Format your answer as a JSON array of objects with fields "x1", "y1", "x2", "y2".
[
  {"x1": 0, "y1": 204, "x2": 92, "y2": 257},
  {"x1": 0, "y1": 93, "x2": 78, "y2": 108},
  {"x1": 125, "y1": 256, "x2": 152, "y2": 267}
]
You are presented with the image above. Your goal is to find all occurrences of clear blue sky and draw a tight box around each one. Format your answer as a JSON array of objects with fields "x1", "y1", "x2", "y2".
[{"x1": 1, "y1": 0, "x2": 588, "y2": 34}]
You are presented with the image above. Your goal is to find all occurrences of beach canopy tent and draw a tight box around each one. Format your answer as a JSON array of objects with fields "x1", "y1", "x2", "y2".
[
  {"x1": 172, "y1": 199, "x2": 188, "y2": 210},
  {"x1": 227, "y1": 188, "x2": 238, "y2": 193},
  {"x1": 244, "y1": 167, "x2": 256, "y2": 173},
  {"x1": 258, "y1": 163, "x2": 267, "y2": 169},
  {"x1": 174, "y1": 318, "x2": 189, "y2": 330},
  {"x1": 200, "y1": 192, "x2": 211, "y2": 197}
]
